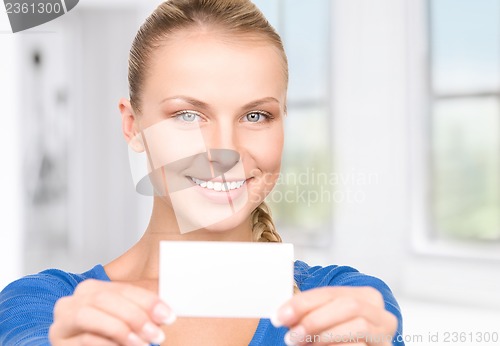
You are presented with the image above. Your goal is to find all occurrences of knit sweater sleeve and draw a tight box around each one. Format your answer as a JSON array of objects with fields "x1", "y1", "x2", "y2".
[
  {"x1": 296, "y1": 261, "x2": 405, "y2": 346},
  {"x1": 252, "y1": 261, "x2": 405, "y2": 346},
  {"x1": 0, "y1": 270, "x2": 87, "y2": 346}
]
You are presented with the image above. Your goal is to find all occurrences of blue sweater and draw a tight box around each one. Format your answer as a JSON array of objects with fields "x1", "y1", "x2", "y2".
[{"x1": 0, "y1": 260, "x2": 404, "y2": 346}]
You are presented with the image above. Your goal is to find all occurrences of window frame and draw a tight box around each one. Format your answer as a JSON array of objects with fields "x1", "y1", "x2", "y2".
[{"x1": 409, "y1": 0, "x2": 500, "y2": 261}]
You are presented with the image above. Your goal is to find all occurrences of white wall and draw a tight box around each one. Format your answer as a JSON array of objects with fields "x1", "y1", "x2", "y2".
[
  {"x1": 330, "y1": 0, "x2": 409, "y2": 292},
  {"x1": 0, "y1": 8, "x2": 23, "y2": 290},
  {"x1": 400, "y1": 297, "x2": 500, "y2": 346}
]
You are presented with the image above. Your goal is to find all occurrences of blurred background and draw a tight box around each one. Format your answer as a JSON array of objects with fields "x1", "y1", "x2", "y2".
[{"x1": 1, "y1": 0, "x2": 499, "y2": 344}]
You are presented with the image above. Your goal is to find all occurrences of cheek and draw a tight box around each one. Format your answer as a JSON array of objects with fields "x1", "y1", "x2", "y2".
[
  {"x1": 143, "y1": 121, "x2": 207, "y2": 170},
  {"x1": 148, "y1": 167, "x2": 170, "y2": 197},
  {"x1": 244, "y1": 126, "x2": 284, "y2": 181},
  {"x1": 261, "y1": 127, "x2": 284, "y2": 172},
  {"x1": 261, "y1": 139, "x2": 283, "y2": 174}
]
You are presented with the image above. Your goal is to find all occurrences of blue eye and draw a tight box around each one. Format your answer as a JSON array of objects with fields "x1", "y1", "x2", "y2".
[
  {"x1": 245, "y1": 112, "x2": 267, "y2": 122},
  {"x1": 177, "y1": 111, "x2": 201, "y2": 122}
]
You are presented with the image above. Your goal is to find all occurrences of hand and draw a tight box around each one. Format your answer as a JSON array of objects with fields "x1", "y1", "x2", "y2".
[
  {"x1": 271, "y1": 286, "x2": 398, "y2": 346},
  {"x1": 49, "y1": 279, "x2": 176, "y2": 346}
]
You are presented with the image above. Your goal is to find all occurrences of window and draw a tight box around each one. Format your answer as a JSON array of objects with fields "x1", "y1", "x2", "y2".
[
  {"x1": 401, "y1": 0, "x2": 500, "y2": 307},
  {"x1": 253, "y1": 0, "x2": 333, "y2": 248},
  {"x1": 429, "y1": 0, "x2": 500, "y2": 244}
]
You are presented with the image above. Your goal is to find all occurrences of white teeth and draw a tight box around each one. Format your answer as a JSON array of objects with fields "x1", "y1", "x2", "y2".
[
  {"x1": 190, "y1": 177, "x2": 245, "y2": 191},
  {"x1": 213, "y1": 182, "x2": 222, "y2": 191}
]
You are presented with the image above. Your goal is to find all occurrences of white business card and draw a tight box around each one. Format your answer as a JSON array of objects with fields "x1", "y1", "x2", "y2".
[{"x1": 159, "y1": 241, "x2": 294, "y2": 318}]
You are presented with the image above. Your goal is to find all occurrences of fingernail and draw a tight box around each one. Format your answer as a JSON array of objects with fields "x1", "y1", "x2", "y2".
[
  {"x1": 270, "y1": 313, "x2": 283, "y2": 328},
  {"x1": 284, "y1": 325, "x2": 305, "y2": 346},
  {"x1": 153, "y1": 303, "x2": 176, "y2": 325},
  {"x1": 141, "y1": 321, "x2": 165, "y2": 344},
  {"x1": 127, "y1": 332, "x2": 149, "y2": 346},
  {"x1": 284, "y1": 331, "x2": 296, "y2": 346},
  {"x1": 271, "y1": 305, "x2": 294, "y2": 327},
  {"x1": 164, "y1": 311, "x2": 177, "y2": 325}
]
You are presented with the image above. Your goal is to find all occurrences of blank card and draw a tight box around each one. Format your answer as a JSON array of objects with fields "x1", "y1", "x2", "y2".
[{"x1": 159, "y1": 241, "x2": 294, "y2": 318}]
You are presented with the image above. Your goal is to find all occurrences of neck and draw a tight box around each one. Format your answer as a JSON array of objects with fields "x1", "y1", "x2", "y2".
[{"x1": 105, "y1": 196, "x2": 253, "y2": 281}]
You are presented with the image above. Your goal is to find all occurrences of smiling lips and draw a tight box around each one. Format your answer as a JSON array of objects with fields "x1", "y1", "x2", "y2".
[{"x1": 189, "y1": 176, "x2": 246, "y2": 191}]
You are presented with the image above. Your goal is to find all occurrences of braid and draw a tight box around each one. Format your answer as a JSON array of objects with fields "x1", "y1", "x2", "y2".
[
  {"x1": 251, "y1": 202, "x2": 300, "y2": 293},
  {"x1": 251, "y1": 202, "x2": 282, "y2": 242}
]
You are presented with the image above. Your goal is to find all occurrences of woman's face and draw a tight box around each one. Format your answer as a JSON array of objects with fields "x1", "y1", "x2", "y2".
[{"x1": 132, "y1": 29, "x2": 286, "y2": 233}]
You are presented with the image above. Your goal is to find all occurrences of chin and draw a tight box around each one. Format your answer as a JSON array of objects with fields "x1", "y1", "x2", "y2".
[{"x1": 198, "y1": 203, "x2": 257, "y2": 235}]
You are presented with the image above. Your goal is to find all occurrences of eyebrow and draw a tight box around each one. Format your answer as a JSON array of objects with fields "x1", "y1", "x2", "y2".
[{"x1": 160, "y1": 96, "x2": 280, "y2": 112}]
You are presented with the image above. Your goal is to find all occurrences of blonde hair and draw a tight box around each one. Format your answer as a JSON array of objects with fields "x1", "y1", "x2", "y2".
[
  {"x1": 128, "y1": 0, "x2": 288, "y2": 114},
  {"x1": 252, "y1": 202, "x2": 300, "y2": 293},
  {"x1": 128, "y1": 0, "x2": 298, "y2": 292}
]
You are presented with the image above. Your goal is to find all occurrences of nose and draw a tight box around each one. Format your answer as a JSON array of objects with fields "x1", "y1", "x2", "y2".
[
  {"x1": 208, "y1": 149, "x2": 240, "y2": 177},
  {"x1": 205, "y1": 120, "x2": 240, "y2": 175}
]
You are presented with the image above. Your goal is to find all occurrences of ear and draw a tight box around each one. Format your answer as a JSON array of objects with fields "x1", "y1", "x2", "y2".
[{"x1": 118, "y1": 97, "x2": 145, "y2": 153}]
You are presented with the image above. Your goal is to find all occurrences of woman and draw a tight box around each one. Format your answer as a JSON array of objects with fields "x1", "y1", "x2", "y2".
[{"x1": 0, "y1": 0, "x2": 404, "y2": 345}]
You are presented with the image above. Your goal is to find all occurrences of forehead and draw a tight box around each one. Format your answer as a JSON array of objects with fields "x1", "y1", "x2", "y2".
[{"x1": 142, "y1": 31, "x2": 287, "y2": 107}]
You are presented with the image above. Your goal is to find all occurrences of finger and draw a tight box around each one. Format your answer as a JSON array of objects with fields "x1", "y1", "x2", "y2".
[
  {"x1": 303, "y1": 317, "x2": 384, "y2": 346},
  {"x1": 89, "y1": 290, "x2": 165, "y2": 343},
  {"x1": 74, "y1": 279, "x2": 175, "y2": 325},
  {"x1": 289, "y1": 296, "x2": 382, "y2": 340},
  {"x1": 273, "y1": 286, "x2": 384, "y2": 328},
  {"x1": 52, "y1": 287, "x2": 165, "y2": 344},
  {"x1": 325, "y1": 309, "x2": 397, "y2": 344},
  {"x1": 116, "y1": 282, "x2": 176, "y2": 325},
  {"x1": 52, "y1": 295, "x2": 75, "y2": 326},
  {"x1": 75, "y1": 280, "x2": 159, "y2": 313},
  {"x1": 51, "y1": 296, "x2": 79, "y2": 338},
  {"x1": 64, "y1": 304, "x2": 149, "y2": 346},
  {"x1": 61, "y1": 334, "x2": 120, "y2": 346}
]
